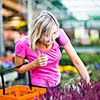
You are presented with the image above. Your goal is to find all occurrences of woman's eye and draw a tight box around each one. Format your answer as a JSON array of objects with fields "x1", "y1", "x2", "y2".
[
  {"x1": 53, "y1": 32, "x2": 56, "y2": 34},
  {"x1": 46, "y1": 35, "x2": 49, "y2": 37}
]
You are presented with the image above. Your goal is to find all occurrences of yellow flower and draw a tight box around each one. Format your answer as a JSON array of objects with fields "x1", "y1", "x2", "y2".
[
  {"x1": 63, "y1": 65, "x2": 78, "y2": 74},
  {"x1": 58, "y1": 65, "x2": 64, "y2": 73}
]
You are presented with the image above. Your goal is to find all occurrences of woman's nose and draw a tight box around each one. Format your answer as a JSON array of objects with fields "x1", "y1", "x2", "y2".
[{"x1": 45, "y1": 37, "x2": 49, "y2": 41}]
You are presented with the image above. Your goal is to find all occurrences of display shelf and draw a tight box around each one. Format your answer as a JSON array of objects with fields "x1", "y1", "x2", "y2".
[
  {"x1": 74, "y1": 46, "x2": 100, "y2": 53},
  {"x1": 63, "y1": 46, "x2": 100, "y2": 53}
]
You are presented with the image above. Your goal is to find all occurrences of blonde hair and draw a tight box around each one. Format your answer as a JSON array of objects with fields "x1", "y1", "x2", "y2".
[{"x1": 29, "y1": 11, "x2": 59, "y2": 51}]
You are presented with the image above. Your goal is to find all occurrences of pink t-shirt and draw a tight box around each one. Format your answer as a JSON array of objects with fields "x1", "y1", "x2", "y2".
[{"x1": 15, "y1": 29, "x2": 69, "y2": 87}]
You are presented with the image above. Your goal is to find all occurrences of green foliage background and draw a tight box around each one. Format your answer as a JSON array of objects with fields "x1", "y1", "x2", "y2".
[{"x1": 60, "y1": 52, "x2": 100, "y2": 87}]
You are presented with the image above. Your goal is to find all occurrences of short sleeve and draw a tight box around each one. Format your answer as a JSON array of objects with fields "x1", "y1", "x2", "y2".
[
  {"x1": 57, "y1": 29, "x2": 69, "y2": 46},
  {"x1": 15, "y1": 40, "x2": 26, "y2": 57}
]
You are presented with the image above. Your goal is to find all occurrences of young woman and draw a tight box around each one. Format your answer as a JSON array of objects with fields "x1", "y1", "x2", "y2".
[{"x1": 14, "y1": 11, "x2": 90, "y2": 88}]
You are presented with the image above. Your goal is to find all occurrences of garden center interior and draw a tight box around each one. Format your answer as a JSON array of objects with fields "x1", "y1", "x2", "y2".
[{"x1": 0, "y1": 0, "x2": 100, "y2": 88}]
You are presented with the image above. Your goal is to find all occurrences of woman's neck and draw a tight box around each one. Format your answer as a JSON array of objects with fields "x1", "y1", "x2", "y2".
[{"x1": 36, "y1": 42, "x2": 53, "y2": 51}]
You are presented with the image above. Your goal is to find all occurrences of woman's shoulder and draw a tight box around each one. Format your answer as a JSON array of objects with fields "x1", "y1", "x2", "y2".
[
  {"x1": 57, "y1": 28, "x2": 69, "y2": 46},
  {"x1": 58, "y1": 28, "x2": 65, "y2": 35},
  {"x1": 15, "y1": 36, "x2": 29, "y2": 46},
  {"x1": 58, "y1": 28, "x2": 64, "y2": 32}
]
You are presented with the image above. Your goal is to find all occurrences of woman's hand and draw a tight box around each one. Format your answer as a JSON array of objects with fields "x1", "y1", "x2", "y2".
[{"x1": 32, "y1": 54, "x2": 48, "y2": 67}]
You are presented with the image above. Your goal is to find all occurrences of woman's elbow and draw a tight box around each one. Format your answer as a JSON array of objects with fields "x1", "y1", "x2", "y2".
[{"x1": 16, "y1": 68, "x2": 25, "y2": 74}]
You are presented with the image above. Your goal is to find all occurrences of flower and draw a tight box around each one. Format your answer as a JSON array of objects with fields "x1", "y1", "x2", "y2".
[{"x1": 0, "y1": 61, "x2": 15, "y2": 71}]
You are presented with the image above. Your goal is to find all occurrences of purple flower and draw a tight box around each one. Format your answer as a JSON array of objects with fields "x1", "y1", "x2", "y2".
[
  {"x1": 44, "y1": 78, "x2": 100, "y2": 100},
  {"x1": 1, "y1": 61, "x2": 15, "y2": 69},
  {"x1": 94, "y1": 62, "x2": 100, "y2": 69}
]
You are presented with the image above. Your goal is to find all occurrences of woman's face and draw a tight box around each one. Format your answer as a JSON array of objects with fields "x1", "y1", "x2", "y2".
[{"x1": 39, "y1": 27, "x2": 57, "y2": 46}]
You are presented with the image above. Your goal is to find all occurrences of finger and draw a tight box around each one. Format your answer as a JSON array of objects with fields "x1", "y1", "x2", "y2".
[
  {"x1": 40, "y1": 62, "x2": 47, "y2": 66},
  {"x1": 39, "y1": 59, "x2": 47, "y2": 64},
  {"x1": 40, "y1": 54, "x2": 48, "y2": 60},
  {"x1": 39, "y1": 58, "x2": 47, "y2": 66},
  {"x1": 40, "y1": 57, "x2": 48, "y2": 62}
]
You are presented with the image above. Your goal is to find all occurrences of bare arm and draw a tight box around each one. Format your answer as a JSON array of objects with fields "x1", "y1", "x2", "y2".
[
  {"x1": 63, "y1": 41, "x2": 90, "y2": 84},
  {"x1": 14, "y1": 54, "x2": 48, "y2": 73},
  {"x1": 14, "y1": 55, "x2": 36, "y2": 73}
]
